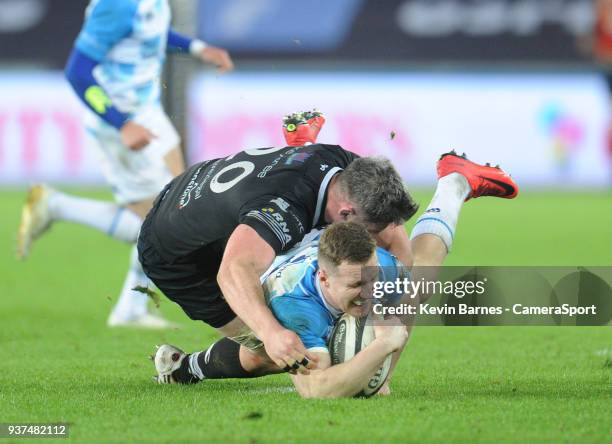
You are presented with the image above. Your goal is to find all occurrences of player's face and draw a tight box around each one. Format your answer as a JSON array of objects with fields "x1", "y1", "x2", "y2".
[{"x1": 324, "y1": 254, "x2": 378, "y2": 317}]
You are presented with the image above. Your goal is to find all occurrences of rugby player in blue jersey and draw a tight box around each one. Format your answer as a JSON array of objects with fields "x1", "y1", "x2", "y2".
[
  {"x1": 17, "y1": 0, "x2": 233, "y2": 328},
  {"x1": 150, "y1": 138, "x2": 519, "y2": 397},
  {"x1": 154, "y1": 222, "x2": 411, "y2": 398}
]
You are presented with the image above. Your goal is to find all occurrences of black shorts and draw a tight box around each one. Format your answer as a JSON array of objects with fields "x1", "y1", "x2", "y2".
[{"x1": 137, "y1": 195, "x2": 237, "y2": 329}]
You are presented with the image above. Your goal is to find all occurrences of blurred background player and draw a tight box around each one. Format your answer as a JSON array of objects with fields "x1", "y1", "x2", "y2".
[{"x1": 16, "y1": 0, "x2": 233, "y2": 328}]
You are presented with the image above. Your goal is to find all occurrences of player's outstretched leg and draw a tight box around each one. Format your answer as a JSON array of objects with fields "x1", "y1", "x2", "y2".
[
  {"x1": 412, "y1": 151, "x2": 518, "y2": 255},
  {"x1": 282, "y1": 109, "x2": 325, "y2": 147},
  {"x1": 437, "y1": 150, "x2": 518, "y2": 200},
  {"x1": 152, "y1": 338, "x2": 280, "y2": 384},
  {"x1": 17, "y1": 184, "x2": 142, "y2": 259},
  {"x1": 410, "y1": 152, "x2": 518, "y2": 283}
]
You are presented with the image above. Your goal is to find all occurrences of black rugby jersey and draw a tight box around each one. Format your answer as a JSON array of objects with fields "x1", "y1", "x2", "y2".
[{"x1": 148, "y1": 144, "x2": 359, "y2": 262}]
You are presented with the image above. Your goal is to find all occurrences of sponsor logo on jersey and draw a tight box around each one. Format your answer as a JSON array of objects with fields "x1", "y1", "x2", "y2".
[
  {"x1": 246, "y1": 208, "x2": 293, "y2": 248},
  {"x1": 257, "y1": 147, "x2": 301, "y2": 178},
  {"x1": 194, "y1": 159, "x2": 221, "y2": 201},
  {"x1": 284, "y1": 151, "x2": 312, "y2": 166},
  {"x1": 178, "y1": 165, "x2": 203, "y2": 209},
  {"x1": 270, "y1": 197, "x2": 290, "y2": 212},
  {"x1": 288, "y1": 212, "x2": 305, "y2": 233}
]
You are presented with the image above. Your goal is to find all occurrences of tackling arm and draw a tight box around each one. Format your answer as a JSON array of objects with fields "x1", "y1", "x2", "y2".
[
  {"x1": 217, "y1": 224, "x2": 315, "y2": 373},
  {"x1": 217, "y1": 225, "x2": 279, "y2": 337}
]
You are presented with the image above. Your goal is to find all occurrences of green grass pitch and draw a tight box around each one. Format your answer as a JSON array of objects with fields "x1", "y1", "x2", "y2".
[{"x1": 1, "y1": 189, "x2": 611, "y2": 443}]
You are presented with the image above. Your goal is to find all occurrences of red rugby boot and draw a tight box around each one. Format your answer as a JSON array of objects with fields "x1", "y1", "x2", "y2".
[
  {"x1": 437, "y1": 151, "x2": 519, "y2": 201},
  {"x1": 283, "y1": 110, "x2": 325, "y2": 146}
]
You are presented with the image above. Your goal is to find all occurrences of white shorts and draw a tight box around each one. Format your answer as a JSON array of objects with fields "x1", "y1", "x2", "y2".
[{"x1": 85, "y1": 106, "x2": 180, "y2": 205}]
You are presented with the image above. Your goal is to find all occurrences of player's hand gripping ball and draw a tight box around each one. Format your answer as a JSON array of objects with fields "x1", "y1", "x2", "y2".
[{"x1": 328, "y1": 314, "x2": 394, "y2": 398}]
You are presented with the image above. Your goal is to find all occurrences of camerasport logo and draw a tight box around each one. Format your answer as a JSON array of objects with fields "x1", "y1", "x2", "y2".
[{"x1": 539, "y1": 103, "x2": 585, "y2": 175}]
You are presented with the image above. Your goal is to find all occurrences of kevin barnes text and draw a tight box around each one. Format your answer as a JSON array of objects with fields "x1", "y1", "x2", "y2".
[{"x1": 374, "y1": 303, "x2": 598, "y2": 317}]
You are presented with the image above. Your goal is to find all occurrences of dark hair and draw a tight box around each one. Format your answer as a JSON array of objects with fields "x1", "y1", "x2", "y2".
[
  {"x1": 318, "y1": 222, "x2": 376, "y2": 269},
  {"x1": 337, "y1": 157, "x2": 418, "y2": 231}
]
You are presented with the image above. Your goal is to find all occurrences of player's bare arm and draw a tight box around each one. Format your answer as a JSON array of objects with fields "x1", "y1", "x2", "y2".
[
  {"x1": 291, "y1": 322, "x2": 407, "y2": 399},
  {"x1": 217, "y1": 224, "x2": 317, "y2": 374}
]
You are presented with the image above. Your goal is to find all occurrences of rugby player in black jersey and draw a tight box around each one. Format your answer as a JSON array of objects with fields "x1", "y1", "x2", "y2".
[{"x1": 139, "y1": 111, "x2": 518, "y2": 377}]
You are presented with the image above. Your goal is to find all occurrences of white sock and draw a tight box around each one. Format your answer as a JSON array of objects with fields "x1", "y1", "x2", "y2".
[
  {"x1": 48, "y1": 191, "x2": 141, "y2": 243},
  {"x1": 109, "y1": 246, "x2": 150, "y2": 321},
  {"x1": 410, "y1": 173, "x2": 470, "y2": 251}
]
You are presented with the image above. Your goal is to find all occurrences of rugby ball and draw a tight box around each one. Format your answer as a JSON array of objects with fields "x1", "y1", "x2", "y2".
[{"x1": 328, "y1": 314, "x2": 392, "y2": 398}]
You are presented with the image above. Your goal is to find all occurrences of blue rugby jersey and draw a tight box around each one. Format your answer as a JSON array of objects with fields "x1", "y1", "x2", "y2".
[
  {"x1": 75, "y1": 0, "x2": 171, "y2": 113},
  {"x1": 261, "y1": 231, "x2": 408, "y2": 352}
]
